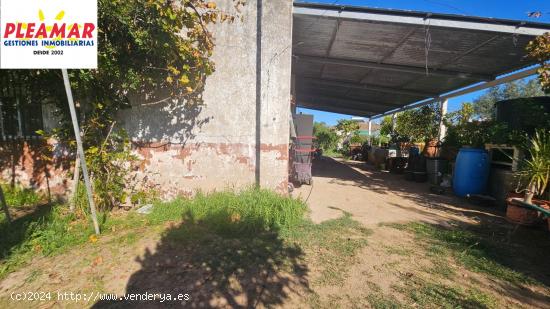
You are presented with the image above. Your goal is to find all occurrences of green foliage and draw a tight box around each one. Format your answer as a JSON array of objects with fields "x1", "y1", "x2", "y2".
[
  {"x1": 443, "y1": 103, "x2": 512, "y2": 149},
  {"x1": 397, "y1": 104, "x2": 441, "y2": 143},
  {"x1": 70, "y1": 129, "x2": 138, "y2": 211},
  {"x1": 340, "y1": 132, "x2": 367, "y2": 157},
  {"x1": 90, "y1": 130, "x2": 137, "y2": 210},
  {"x1": 349, "y1": 133, "x2": 367, "y2": 145},
  {"x1": 0, "y1": 184, "x2": 43, "y2": 208},
  {"x1": 313, "y1": 122, "x2": 338, "y2": 152},
  {"x1": 370, "y1": 133, "x2": 390, "y2": 146},
  {"x1": 335, "y1": 119, "x2": 360, "y2": 137},
  {"x1": 17, "y1": 0, "x2": 244, "y2": 142},
  {"x1": 472, "y1": 79, "x2": 546, "y2": 119},
  {"x1": 130, "y1": 189, "x2": 160, "y2": 206},
  {"x1": 378, "y1": 104, "x2": 442, "y2": 144},
  {"x1": 527, "y1": 33, "x2": 550, "y2": 93},
  {"x1": 150, "y1": 188, "x2": 307, "y2": 236},
  {"x1": 334, "y1": 119, "x2": 361, "y2": 156},
  {"x1": 515, "y1": 129, "x2": 550, "y2": 202},
  {"x1": 379, "y1": 115, "x2": 393, "y2": 137}
]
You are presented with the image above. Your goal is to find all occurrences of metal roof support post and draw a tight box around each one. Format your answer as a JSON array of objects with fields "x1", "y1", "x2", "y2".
[
  {"x1": 392, "y1": 113, "x2": 397, "y2": 132},
  {"x1": 439, "y1": 99, "x2": 448, "y2": 142},
  {"x1": 368, "y1": 118, "x2": 372, "y2": 146},
  {"x1": 371, "y1": 66, "x2": 540, "y2": 119}
]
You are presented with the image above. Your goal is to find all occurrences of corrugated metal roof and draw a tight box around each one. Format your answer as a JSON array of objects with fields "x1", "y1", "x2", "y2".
[{"x1": 293, "y1": 2, "x2": 550, "y2": 117}]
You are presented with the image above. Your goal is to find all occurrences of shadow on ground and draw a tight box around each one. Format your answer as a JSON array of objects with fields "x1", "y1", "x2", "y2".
[
  {"x1": 314, "y1": 157, "x2": 550, "y2": 289},
  {"x1": 314, "y1": 157, "x2": 505, "y2": 221},
  {"x1": 93, "y1": 216, "x2": 310, "y2": 308},
  {"x1": 0, "y1": 203, "x2": 53, "y2": 262}
]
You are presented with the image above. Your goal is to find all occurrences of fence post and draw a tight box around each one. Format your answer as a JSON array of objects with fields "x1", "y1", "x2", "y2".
[
  {"x1": 62, "y1": 69, "x2": 100, "y2": 235},
  {"x1": 439, "y1": 99, "x2": 448, "y2": 141}
]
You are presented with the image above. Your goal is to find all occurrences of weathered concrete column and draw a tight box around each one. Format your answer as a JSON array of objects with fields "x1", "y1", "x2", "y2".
[
  {"x1": 392, "y1": 113, "x2": 397, "y2": 132},
  {"x1": 116, "y1": 0, "x2": 294, "y2": 198},
  {"x1": 256, "y1": 0, "x2": 293, "y2": 193},
  {"x1": 439, "y1": 99, "x2": 448, "y2": 141}
]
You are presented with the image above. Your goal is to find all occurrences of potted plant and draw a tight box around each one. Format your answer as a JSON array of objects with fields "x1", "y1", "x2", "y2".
[{"x1": 506, "y1": 129, "x2": 550, "y2": 225}]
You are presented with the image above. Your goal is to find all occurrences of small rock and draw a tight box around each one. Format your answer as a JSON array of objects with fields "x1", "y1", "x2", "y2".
[{"x1": 137, "y1": 204, "x2": 154, "y2": 214}]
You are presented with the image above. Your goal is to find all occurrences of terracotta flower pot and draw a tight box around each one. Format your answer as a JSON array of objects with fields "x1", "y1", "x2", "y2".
[
  {"x1": 505, "y1": 193, "x2": 549, "y2": 226},
  {"x1": 506, "y1": 202, "x2": 539, "y2": 226}
]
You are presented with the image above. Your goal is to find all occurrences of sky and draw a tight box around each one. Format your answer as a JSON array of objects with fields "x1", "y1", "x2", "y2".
[{"x1": 296, "y1": 0, "x2": 550, "y2": 125}]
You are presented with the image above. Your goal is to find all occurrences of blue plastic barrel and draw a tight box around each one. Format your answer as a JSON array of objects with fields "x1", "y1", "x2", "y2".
[{"x1": 453, "y1": 148, "x2": 490, "y2": 197}]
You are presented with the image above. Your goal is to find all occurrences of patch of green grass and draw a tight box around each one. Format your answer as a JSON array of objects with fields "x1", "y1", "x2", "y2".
[
  {"x1": 308, "y1": 293, "x2": 348, "y2": 309},
  {"x1": 0, "y1": 188, "x2": 308, "y2": 278},
  {"x1": 399, "y1": 276, "x2": 497, "y2": 309},
  {"x1": 425, "y1": 243, "x2": 448, "y2": 257},
  {"x1": 24, "y1": 269, "x2": 42, "y2": 284},
  {"x1": 323, "y1": 149, "x2": 342, "y2": 158},
  {"x1": 287, "y1": 212, "x2": 372, "y2": 286},
  {"x1": 109, "y1": 231, "x2": 138, "y2": 246},
  {"x1": 148, "y1": 187, "x2": 308, "y2": 236},
  {"x1": 366, "y1": 293, "x2": 402, "y2": 309},
  {"x1": 0, "y1": 205, "x2": 94, "y2": 278},
  {"x1": 384, "y1": 245, "x2": 413, "y2": 257},
  {"x1": 1, "y1": 184, "x2": 44, "y2": 208},
  {"x1": 391, "y1": 222, "x2": 534, "y2": 286},
  {"x1": 429, "y1": 258, "x2": 455, "y2": 279}
]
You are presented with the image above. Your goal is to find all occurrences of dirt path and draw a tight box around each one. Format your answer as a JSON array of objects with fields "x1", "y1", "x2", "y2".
[
  {"x1": 294, "y1": 157, "x2": 501, "y2": 227},
  {"x1": 1, "y1": 157, "x2": 549, "y2": 308},
  {"x1": 292, "y1": 157, "x2": 550, "y2": 308}
]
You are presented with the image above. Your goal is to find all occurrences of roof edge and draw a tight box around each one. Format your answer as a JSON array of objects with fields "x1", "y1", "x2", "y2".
[{"x1": 294, "y1": 2, "x2": 550, "y2": 31}]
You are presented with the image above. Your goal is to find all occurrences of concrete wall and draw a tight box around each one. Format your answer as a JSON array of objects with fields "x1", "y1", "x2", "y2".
[
  {"x1": 0, "y1": 139, "x2": 72, "y2": 196},
  {"x1": 0, "y1": 1, "x2": 293, "y2": 199},
  {"x1": 117, "y1": 0, "x2": 293, "y2": 198}
]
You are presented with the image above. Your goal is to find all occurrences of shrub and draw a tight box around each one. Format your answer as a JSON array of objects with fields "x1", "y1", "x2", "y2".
[
  {"x1": 0, "y1": 184, "x2": 43, "y2": 208},
  {"x1": 314, "y1": 122, "x2": 338, "y2": 152}
]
